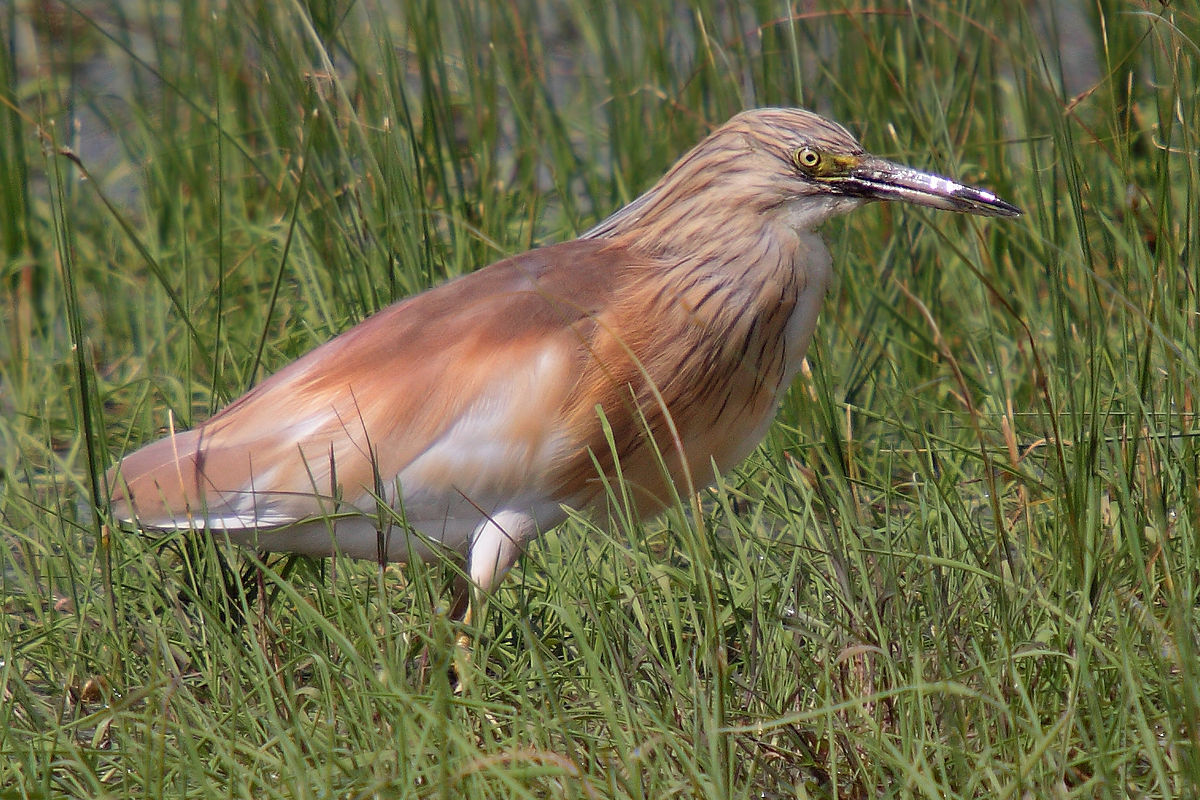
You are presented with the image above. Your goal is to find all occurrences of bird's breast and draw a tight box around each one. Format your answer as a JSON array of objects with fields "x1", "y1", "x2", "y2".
[
  {"x1": 561, "y1": 235, "x2": 833, "y2": 509},
  {"x1": 677, "y1": 248, "x2": 831, "y2": 473}
]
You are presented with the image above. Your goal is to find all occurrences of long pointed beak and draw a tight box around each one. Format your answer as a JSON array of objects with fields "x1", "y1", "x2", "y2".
[{"x1": 842, "y1": 157, "x2": 1021, "y2": 218}]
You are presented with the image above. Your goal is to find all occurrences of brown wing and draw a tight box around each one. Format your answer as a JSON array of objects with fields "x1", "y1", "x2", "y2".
[{"x1": 109, "y1": 239, "x2": 629, "y2": 531}]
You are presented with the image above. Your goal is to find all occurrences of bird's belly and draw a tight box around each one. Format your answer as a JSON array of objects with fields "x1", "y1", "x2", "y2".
[
  {"x1": 689, "y1": 384, "x2": 783, "y2": 478},
  {"x1": 220, "y1": 516, "x2": 470, "y2": 563},
  {"x1": 222, "y1": 497, "x2": 567, "y2": 566}
]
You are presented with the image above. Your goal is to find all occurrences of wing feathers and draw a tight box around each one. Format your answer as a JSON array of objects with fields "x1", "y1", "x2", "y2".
[{"x1": 110, "y1": 239, "x2": 621, "y2": 536}]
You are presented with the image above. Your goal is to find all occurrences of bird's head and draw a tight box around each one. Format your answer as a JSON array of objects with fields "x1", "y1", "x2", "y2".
[{"x1": 585, "y1": 107, "x2": 1019, "y2": 252}]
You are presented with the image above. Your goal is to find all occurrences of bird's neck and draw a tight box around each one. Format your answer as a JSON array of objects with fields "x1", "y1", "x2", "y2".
[
  {"x1": 584, "y1": 178, "x2": 836, "y2": 375},
  {"x1": 617, "y1": 220, "x2": 833, "y2": 375}
]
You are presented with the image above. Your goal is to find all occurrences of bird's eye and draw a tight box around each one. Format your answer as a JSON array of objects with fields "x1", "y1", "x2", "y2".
[{"x1": 793, "y1": 147, "x2": 821, "y2": 170}]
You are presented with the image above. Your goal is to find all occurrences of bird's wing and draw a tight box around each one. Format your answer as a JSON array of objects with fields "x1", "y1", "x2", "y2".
[{"x1": 109, "y1": 239, "x2": 628, "y2": 533}]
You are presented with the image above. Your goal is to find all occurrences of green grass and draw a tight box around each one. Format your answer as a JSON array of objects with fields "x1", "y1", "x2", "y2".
[{"x1": 3, "y1": 0, "x2": 1198, "y2": 796}]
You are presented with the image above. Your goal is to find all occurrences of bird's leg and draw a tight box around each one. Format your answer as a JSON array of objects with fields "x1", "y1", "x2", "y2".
[
  {"x1": 448, "y1": 574, "x2": 474, "y2": 649},
  {"x1": 446, "y1": 512, "x2": 534, "y2": 686},
  {"x1": 414, "y1": 512, "x2": 533, "y2": 687},
  {"x1": 412, "y1": 570, "x2": 473, "y2": 690},
  {"x1": 444, "y1": 576, "x2": 475, "y2": 690}
]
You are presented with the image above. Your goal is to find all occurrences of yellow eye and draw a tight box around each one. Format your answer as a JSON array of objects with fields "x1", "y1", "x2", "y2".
[{"x1": 793, "y1": 147, "x2": 821, "y2": 170}]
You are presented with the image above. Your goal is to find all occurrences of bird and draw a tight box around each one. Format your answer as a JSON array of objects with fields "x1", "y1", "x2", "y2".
[{"x1": 109, "y1": 107, "x2": 1020, "y2": 628}]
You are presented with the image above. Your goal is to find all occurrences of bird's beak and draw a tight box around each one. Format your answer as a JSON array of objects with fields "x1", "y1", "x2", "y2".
[{"x1": 838, "y1": 156, "x2": 1021, "y2": 218}]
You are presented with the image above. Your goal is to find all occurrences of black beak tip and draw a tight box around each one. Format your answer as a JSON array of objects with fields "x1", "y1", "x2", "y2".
[{"x1": 983, "y1": 197, "x2": 1023, "y2": 218}]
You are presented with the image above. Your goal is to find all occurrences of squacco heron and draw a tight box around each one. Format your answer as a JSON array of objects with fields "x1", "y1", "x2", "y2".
[{"x1": 110, "y1": 108, "x2": 1019, "y2": 625}]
